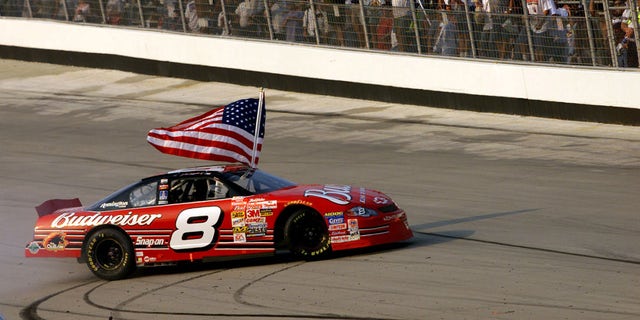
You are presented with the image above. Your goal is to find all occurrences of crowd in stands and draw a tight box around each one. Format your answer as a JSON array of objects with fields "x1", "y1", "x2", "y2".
[{"x1": 1, "y1": 0, "x2": 637, "y2": 67}]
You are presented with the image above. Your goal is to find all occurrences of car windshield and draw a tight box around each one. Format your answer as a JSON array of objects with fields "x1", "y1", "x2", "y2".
[{"x1": 221, "y1": 168, "x2": 296, "y2": 194}]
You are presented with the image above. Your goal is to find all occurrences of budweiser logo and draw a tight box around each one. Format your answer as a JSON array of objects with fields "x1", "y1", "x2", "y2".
[{"x1": 51, "y1": 212, "x2": 162, "y2": 228}]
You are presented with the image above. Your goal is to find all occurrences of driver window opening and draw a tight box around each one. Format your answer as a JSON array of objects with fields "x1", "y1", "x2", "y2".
[{"x1": 169, "y1": 178, "x2": 231, "y2": 204}]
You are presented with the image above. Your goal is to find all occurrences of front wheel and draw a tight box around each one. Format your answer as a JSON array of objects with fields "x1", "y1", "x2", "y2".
[
  {"x1": 284, "y1": 209, "x2": 331, "y2": 259},
  {"x1": 84, "y1": 228, "x2": 135, "y2": 280}
]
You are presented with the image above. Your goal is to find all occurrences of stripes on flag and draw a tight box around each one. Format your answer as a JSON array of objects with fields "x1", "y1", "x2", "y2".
[{"x1": 147, "y1": 98, "x2": 265, "y2": 166}]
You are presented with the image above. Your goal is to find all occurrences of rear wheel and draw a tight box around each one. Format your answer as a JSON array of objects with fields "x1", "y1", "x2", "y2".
[
  {"x1": 84, "y1": 228, "x2": 135, "y2": 280},
  {"x1": 284, "y1": 209, "x2": 330, "y2": 259}
]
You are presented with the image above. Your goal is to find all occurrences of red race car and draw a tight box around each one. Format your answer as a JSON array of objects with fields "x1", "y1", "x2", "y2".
[{"x1": 25, "y1": 165, "x2": 413, "y2": 280}]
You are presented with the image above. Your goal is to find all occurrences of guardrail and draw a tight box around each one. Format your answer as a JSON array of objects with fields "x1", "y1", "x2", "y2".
[{"x1": 2, "y1": 0, "x2": 638, "y2": 69}]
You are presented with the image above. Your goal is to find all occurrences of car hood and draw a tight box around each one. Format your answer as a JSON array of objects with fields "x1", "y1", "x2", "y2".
[{"x1": 272, "y1": 184, "x2": 396, "y2": 208}]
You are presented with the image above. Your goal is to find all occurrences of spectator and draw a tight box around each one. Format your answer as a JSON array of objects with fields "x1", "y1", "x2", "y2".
[
  {"x1": 73, "y1": 0, "x2": 90, "y2": 22},
  {"x1": 326, "y1": 0, "x2": 347, "y2": 46},
  {"x1": 364, "y1": 0, "x2": 385, "y2": 49},
  {"x1": 617, "y1": 0, "x2": 638, "y2": 67},
  {"x1": 271, "y1": 0, "x2": 289, "y2": 40},
  {"x1": 246, "y1": 0, "x2": 267, "y2": 38},
  {"x1": 477, "y1": 0, "x2": 510, "y2": 58},
  {"x1": 392, "y1": 0, "x2": 414, "y2": 52},
  {"x1": 161, "y1": 0, "x2": 180, "y2": 30},
  {"x1": 432, "y1": 10, "x2": 458, "y2": 55},
  {"x1": 283, "y1": 2, "x2": 305, "y2": 42},
  {"x1": 304, "y1": 4, "x2": 330, "y2": 43},
  {"x1": 54, "y1": 0, "x2": 74, "y2": 20},
  {"x1": 373, "y1": 4, "x2": 394, "y2": 49},
  {"x1": 106, "y1": 0, "x2": 123, "y2": 24},
  {"x1": 446, "y1": 0, "x2": 474, "y2": 57},
  {"x1": 235, "y1": 0, "x2": 251, "y2": 36},
  {"x1": 548, "y1": 4, "x2": 570, "y2": 63},
  {"x1": 185, "y1": 0, "x2": 201, "y2": 32},
  {"x1": 345, "y1": 0, "x2": 366, "y2": 47},
  {"x1": 501, "y1": 0, "x2": 523, "y2": 59},
  {"x1": 517, "y1": 0, "x2": 557, "y2": 62}
]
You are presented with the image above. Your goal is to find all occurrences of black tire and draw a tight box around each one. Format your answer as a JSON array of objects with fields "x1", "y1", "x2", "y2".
[
  {"x1": 284, "y1": 209, "x2": 331, "y2": 259},
  {"x1": 84, "y1": 228, "x2": 135, "y2": 280}
]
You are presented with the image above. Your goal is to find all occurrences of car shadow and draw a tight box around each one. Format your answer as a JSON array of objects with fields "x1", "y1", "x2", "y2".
[{"x1": 131, "y1": 209, "x2": 540, "y2": 279}]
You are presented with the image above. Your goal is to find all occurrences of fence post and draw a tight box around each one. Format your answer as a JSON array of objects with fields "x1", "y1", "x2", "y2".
[
  {"x1": 219, "y1": 0, "x2": 230, "y2": 35},
  {"x1": 358, "y1": 0, "x2": 370, "y2": 49},
  {"x1": 263, "y1": 0, "x2": 274, "y2": 40},
  {"x1": 630, "y1": 0, "x2": 640, "y2": 67},
  {"x1": 463, "y1": 2, "x2": 476, "y2": 58},
  {"x1": 98, "y1": 0, "x2": 106, "y2": 24},
  {"x1": 136, "y1": 0, "x2": 144, "y2": 27},
  {"x1": 601, "y1": 0, "x2": 618, "y2": 67},
  {"x1": 581, "y1": 0, "x2": 597, "y2": 66},
  {"x1": 24, "y1": 0, "x2": 33, "y2": 18},
  {"x1": 62, "y1": 0, "x2": 70, "y2": 21},
  {"x1": 409, "y1": 0, "x2": 422, "y2": 54},
  {"x1": 177, "y1": 0, "x2": 187, "y2": 32},
  {"x1": 520, "y1": 0, "x2": 535, "y2": 61},
  {"x1": 308, "y1": 0, "x2": 321, "y2": 44}
]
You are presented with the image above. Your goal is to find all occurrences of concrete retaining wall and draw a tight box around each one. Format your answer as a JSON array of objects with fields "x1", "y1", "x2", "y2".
[{"x1": 1, "y1": 18, "x2": 639, "y2": 124}]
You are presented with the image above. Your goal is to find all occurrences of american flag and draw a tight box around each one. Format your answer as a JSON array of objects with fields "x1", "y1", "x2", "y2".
[{"x1": 147, "y1": 98, "x2": 266, "y2": 167}]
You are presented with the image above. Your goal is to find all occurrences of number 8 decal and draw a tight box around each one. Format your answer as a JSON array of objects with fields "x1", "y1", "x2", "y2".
[{"x1": 170, "y1": 207, "x2": 222, "y2": 250}]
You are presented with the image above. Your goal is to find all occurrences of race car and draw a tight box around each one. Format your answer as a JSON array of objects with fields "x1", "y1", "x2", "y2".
[{"x1": 25, "y1": 165, "x2": 413, "y2": 280}]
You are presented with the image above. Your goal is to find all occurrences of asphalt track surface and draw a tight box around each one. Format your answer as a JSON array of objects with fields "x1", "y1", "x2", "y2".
[{"x1": 1, "y1": 59, "x2": 639, "y2": 320}]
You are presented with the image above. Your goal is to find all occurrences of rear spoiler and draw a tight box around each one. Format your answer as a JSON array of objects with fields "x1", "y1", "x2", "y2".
[{"x1": 35, "y1": 198, "x2": 82, "y2": 217}]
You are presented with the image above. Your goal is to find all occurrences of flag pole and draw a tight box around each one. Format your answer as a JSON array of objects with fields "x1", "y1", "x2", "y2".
[{"x1": 250, "y1": 88, "x2": 265, "y2": 168}]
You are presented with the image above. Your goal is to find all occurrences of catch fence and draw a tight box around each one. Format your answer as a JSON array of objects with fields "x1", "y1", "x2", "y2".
[{"x1": 2, "y1": 0, "x2": 638, "y2": 68}]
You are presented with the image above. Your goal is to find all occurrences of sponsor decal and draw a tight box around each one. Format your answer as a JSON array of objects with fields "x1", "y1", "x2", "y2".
[
  {"x1": 348, "y1": 219, "x2": 360, "y2": 240},
  {"x1": 135, "y1": 237, "x2": 165, "y2": 247},
  {"x1": 160, "y1": 179, "x2": 168, "y2": 184},
  {"x1": 245, "y1": 216, "x2": 266, "y2": 224},
  {"x1": 328, "y1": 223, "x2": 347, "y2": 231},
  {"x1": 260, "y1": 209, "x2": 273, "y2": 216},
  {"x1": 231, "y1": 211, "x2": 245, "y2": 219},
  {"x1": 233, "y1": 226, "x2": 249, "y2": 233},
  {"x1": 143, "y1": 256, "x2": 157, "y2": 263},
  {"x1": 247, "y1": 222, "x2": 267, "y2": 237},
  {"x1": 373, "y1": 196, "x2": 389, "y2": 205},
  {"x1": 249, "y1": 199, "x2": 276, "y2": 208},
  {"x1": 359, "y1": 187, "x2": 366, "y2": 204},
  {"x1": 99, "y1": 201, "x2": 128, "y2": 209},
  {"x1": 330, "y1": 235, "x2": 350, "y2": 243},
  {"x1": 27, "y1": 241, "x2": 41, "y2": 254},
  {"x1": 232, "y1": 204, "x2": 246, "y2": 211},
  {"x1": 328, "y1": 217, "x2": 345, "y2": 225},
  {"x1": 246, "y1": 207, "x2": 261, "y2": 219},
  {"x1": 43, "y1": 232, "x2": 68, "y2": 251},
  {"x1": 383, "y1": 213, "x2": 405, "y2": 221},
  {"x1": 159, "y1": 184, "x2": 169, "y2": 190},
  {"x1": 51, "y1": 212, "x2": 162, "y2": 228},
  {"x1": 231, "y1": 217, "x2": 245, "y2": 227},
  {"x1": 324, "y1": 211, "x2": 343, "y2": 217},
  {"x1": 304, "y1": 185, "x2": 352, "y2": 205},
  {"x1": 233, "y1": 233, "x2": 247, "y2": 243},
  {"x1": 285, "y1": 200, "x2": 313, "y2": 207},
  {"x1": 159, "y1": 190, "x2": 169, "y2": 201},
  {"x1": 330, "y1": 230, "x2": 347, "y2": 237},
  {"x1": 136, "y1": 251, "x2": 144, "y2": 257},
  {"x1": 158, "y1": 200, "x2": 168, "y2": 205}
]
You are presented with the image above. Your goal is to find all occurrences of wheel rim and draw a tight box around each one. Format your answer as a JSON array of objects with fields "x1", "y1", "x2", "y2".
[
  {"x1": 293, "y1": 217, "x2": 325, "y2": 250},
  {"x1": 94, "y1": 238, "x2": 124, "y2": 270}
]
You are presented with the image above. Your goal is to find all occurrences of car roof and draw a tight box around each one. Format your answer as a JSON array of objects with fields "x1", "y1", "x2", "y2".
[
  {"x1": 169, "y1": 164, "x2": 232, "y2": 174},
  {"x1": 146, "y1": 164, "x2": 251, "y2": 179}
]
